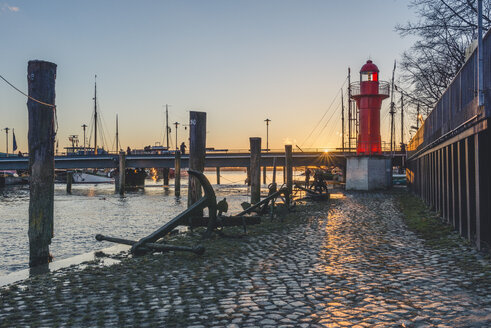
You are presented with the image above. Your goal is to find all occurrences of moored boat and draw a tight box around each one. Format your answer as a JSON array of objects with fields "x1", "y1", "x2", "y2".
[{"x1": 72, "y1": 171, "x2": 114, "y2": 184}]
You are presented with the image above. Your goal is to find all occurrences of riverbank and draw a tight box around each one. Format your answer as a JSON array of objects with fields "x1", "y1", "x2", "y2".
[{"x1": 1, "y1": 189, "x2": 491, "y2": 327}]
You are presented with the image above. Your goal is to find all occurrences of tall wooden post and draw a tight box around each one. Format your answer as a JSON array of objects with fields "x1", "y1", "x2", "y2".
[
  {"x1": 188, "y1": 111, "x2": 206, "y2": 210},
  {"x1": 216, "y1": 167, "x2": 220, "y2": 185},
  {"x1": 119, "y1": 152, "x2": 126, "y2": 195},
  {"x1": 66, "y1": 171, "x2": 73, "y2": 194},
  {"x1": 246, "y1": 167, "x2": 251, "y2": 186},
  {"x1": 272, "y1": 157, "x2": 277, "y2": 184},
  {"x1": 175, "y1": 151, "x2": 181, "y2": 197},
  {"x1": 250, "y1": 137, "x2": 261, "y2": 204},
  {"x1": 285, "y1": 144, "x2": 293, "y2": 197},
  {"x1": 28, "y1": 60, "x2": 57, "y2": 267},
  {"x1": 263, "y1": 166, "x2": 267, "y2": 184}
]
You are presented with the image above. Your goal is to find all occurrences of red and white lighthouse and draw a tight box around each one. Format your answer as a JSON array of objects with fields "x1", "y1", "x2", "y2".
[{"x1": 350, "y1": 60, "x2": 390, "y2": 155}]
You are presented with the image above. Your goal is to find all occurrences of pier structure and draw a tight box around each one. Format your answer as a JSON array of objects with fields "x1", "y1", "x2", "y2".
[{"x1": 406, "y1": 26, "x2": 491, "y2": 250}]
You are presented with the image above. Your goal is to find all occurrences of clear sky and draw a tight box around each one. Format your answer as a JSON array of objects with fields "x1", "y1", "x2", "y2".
[{"x1": 0, "y1": 0, "x2": 415, "y2": 153}]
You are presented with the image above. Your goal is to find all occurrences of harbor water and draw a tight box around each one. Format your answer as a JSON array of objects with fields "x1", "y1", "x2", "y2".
[{"x1": 0, "y1": 170, "x2": 287, "y2": 276}]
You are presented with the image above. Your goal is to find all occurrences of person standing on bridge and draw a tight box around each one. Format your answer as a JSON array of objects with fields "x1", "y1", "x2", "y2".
[{"x1": 180, "y1": 142, "x2": 186, "y2": 155}]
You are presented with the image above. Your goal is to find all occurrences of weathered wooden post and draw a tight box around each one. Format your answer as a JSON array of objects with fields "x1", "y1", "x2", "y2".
[
  {"x1": 285, "y1": 144, "x2": 293, "y2": 197},
  {"x1": 188, "y1": 111, "x2": 206, "y2": 211},
  {"x1": 216, "y1": 167, "x2": 221, "y2": 185},
  {"x1": 28, "y1": 60, "x2": 56, "y2": 267},
  {"x1": 66, "y1": 171, "x2": 73, "y2": 194},
  {"x1": 246, "y1": 167, "x2": 251, "y2": 186},
  {"x1": 175, "y1": 151, "x2": 181, "y2": 197},
  {"x1": 263, "y1": 166, "x2": 267, "y2": 184},
  {"x1": 272, "y1": 157, "x2": 277, "y2": 184},
  {"x1": 119, "y1": 151, "x2": 126, "y2": 195},
  {"x1": 250, "y1": 137, "x2": 261, "y2": 204}
]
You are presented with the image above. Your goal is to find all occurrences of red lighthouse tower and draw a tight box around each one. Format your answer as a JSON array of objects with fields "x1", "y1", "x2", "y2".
[{"x1": 351, "y1": 60, "x2": 390, "y2": 155}]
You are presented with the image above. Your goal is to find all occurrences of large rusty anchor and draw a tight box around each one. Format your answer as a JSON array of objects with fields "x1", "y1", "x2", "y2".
[{"x1": 96, "y1": 170, "x2": 217, "y2": 256}]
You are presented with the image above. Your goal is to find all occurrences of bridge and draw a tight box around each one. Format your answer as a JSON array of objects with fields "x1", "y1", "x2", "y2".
[
  {"x1": 0, "y1": 150, "x2": 409, "y2": 171},
  {"x1": 0, "y1": 151, "x2": 342, "y2": 170},
  {"x1": 406, "y1": 28, "x2": 491, "y2": 250}
]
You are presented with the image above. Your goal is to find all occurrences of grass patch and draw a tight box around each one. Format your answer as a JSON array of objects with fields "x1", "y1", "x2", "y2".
[{"x1": 397, "y1": 191, "x2": 454, "y2": 247}]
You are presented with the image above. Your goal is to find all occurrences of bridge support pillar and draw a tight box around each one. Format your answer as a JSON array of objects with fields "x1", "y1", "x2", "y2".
[
  {"x1": 285, "y1": 145, "x2": 293, "y2": 198},
  {"x1": 272, "y1": 157, "x2": 277, "y2": 184},
  {"x1": 118, "y1": 152, "x2": 126, "y2": 195},
  {"x1": 162, "y1": 168, "x2": 170, "y2": 188},
  {"x1": 175, "y1": 151, "x2": 181, "y2": 197},
  {"x1": 216, "y1": 167, "x2": 220, "y2": 185},
  {"x1": 66, "y1": 171, "x2": 72, "y2": 194}
]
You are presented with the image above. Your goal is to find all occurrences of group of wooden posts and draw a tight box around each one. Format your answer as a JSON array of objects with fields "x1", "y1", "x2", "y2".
[{"x1": 26, "y1": 60, "x2": 295, "y2": 268}]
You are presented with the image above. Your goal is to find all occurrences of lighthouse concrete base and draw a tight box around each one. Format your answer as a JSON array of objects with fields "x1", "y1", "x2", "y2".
[{"x1": 346, "y1": 156, "x2": 392, "y2": 191}]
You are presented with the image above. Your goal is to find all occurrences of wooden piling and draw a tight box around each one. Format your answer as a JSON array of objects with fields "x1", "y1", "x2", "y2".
[
  {"x1": 175, "y1": 151, "x2": 181, "y2": 197},
  {"x1": 250, "y1": 137, "x2": 261, "y2": 204},
  {"x1": 27, "y1": 60, "x2": 57, "y2": 267},
  {"x1": 119, "y1": 151, "x2": 126, "y2": 195},
  {"x1": 263, "y1": 166, "x2": 267, "y2": 184},
  {"x1": 246, "y1": 166, "x2": 251, "y2": 186},
  {"x1": 66, "y1": 171, "x2": 73, "y2": 194},
  {"x1": 285, "y1": 145, "x2": 293, "y2": 196},
  {"x1": 188, "y1": 111, "x2": 206, "y2": 210},
  {"x1": 216, "y1": 167, "x2": 220, "y2": 185}
]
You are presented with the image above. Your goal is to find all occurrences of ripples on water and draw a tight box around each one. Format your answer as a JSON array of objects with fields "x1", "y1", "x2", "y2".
[{"x1": 0, "y1": 171, "x2": 286, "y2": 275}]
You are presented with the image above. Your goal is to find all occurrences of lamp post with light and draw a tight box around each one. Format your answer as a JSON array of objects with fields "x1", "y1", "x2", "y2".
[
  {"x1": 4, "y1": 127, "x2": 9, "y2": 157},
  {"x1": 174, "y1": 122, "x2": 180, "y2": 150}
]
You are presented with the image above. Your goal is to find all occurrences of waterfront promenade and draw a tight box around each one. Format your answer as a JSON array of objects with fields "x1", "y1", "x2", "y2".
[{"x1": 1, "y1": 191, "x2": 491, "y2": 327}]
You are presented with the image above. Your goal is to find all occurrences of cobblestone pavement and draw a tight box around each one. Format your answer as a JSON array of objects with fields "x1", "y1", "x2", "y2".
[{"x1": 1, "y1": 191, "x2": 491, "y2": 327}]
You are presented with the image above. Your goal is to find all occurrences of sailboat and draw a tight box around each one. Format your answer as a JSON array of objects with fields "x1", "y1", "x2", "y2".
[{"x1": 72, "y1": 76, "x2": 113, "y2": 184}]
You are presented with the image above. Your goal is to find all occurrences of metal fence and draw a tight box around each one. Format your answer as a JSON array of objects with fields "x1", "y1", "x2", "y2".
[
  {"x1": 407, "y1": 29, "x2": 491, "y2": 157},
  {"x1": 350, "y1": 81, "x2": 390, "y2": 97}
]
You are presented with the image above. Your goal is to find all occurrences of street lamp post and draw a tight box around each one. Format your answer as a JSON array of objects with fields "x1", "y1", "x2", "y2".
[
  {"x1": 4, "y1": 127, "x2": 9, "y2": 157},
  {"x1": 264, "y1": 119, "x2": 271, "y2": 152},
  {"x1": 174, "y1": 122, "x2": 180, "y2": 150},
  {"x1": 82, "y1": 124, "x2": 87, "y2": 155}
]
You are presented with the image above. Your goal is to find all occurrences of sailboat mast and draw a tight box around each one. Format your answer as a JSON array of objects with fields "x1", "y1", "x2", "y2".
[
  {"x1": 165, "y1": 104, "x2": 169, "y2": 149},
  {"x1": 116, "y1": 114, "x2": 119, "y2": 153},
  {"x1": 390, "y1": 61, "x2": 396, "y2": 154},
  {"x1": 94, "y1": 75, "x2": 98, "y2": 155}
]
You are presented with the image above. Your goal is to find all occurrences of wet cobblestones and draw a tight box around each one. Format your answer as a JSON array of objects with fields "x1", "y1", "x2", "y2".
[{"x1": 1, "y1": 191, "x2": 491, "y2": 327}]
